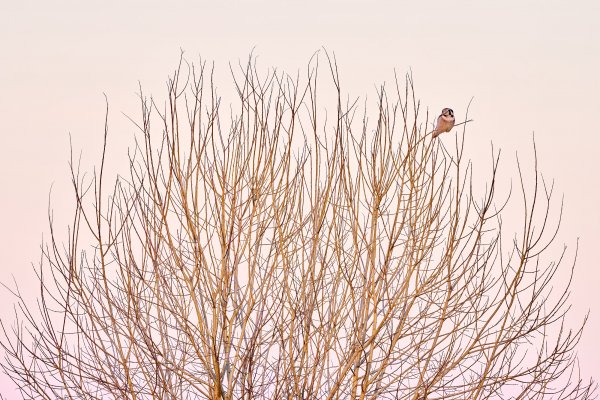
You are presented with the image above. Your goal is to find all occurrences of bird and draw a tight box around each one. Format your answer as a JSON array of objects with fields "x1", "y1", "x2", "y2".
[{"x1": 432, "y1": 108, "x2": 455, "y2": 138}]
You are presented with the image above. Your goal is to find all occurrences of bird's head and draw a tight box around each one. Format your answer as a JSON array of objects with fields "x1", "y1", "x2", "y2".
[{"x1": 442, "y1": 108, "x2": 454, "y2": 118}]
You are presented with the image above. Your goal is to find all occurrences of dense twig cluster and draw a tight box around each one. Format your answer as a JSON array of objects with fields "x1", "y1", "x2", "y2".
[{"x1": 0, "y1": 54, "x2": 595, "y2": 399}]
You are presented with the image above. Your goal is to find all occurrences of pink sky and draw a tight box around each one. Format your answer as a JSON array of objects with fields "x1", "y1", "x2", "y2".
[{"x1": 1, "y1": 1, "x2": 598, "y2": 397}]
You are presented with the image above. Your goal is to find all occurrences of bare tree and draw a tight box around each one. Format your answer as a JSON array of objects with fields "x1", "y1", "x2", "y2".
[{"x1": 1, "y1": 53, "x2": 596, "y2": 399}]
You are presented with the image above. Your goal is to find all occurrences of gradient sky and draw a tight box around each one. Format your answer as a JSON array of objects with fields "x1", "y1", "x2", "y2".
[{"x1": 1, "y1": 0, "x2": 598, "y2": 396}]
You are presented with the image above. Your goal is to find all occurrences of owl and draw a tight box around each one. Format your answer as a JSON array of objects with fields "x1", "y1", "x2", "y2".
[{"x1": 432, "y1": 108, "x2": 455, "y2": 138}]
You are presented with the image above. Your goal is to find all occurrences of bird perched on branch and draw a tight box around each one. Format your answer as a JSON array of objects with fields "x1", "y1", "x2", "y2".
[{"x1": 432, "y1": 108, "x2": 455, "y2": 138}]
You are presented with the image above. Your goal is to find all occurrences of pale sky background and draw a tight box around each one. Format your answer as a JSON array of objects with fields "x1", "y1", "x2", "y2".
[{"x1": 1, "y1": 0, "x2": 598, "y2": 396}]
